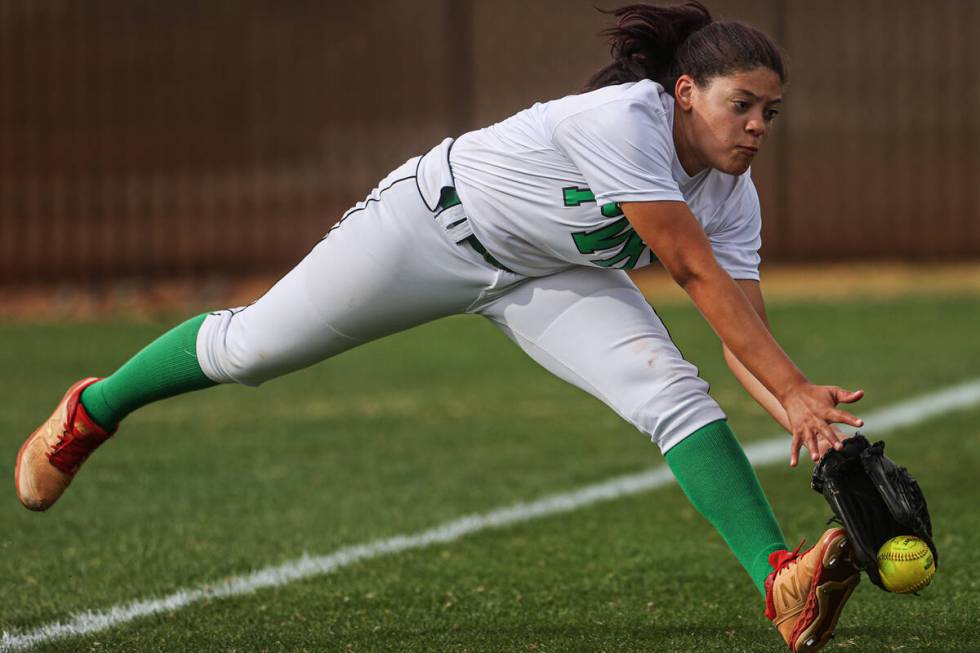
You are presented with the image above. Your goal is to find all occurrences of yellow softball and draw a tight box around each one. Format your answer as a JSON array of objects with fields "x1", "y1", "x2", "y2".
[{"x1": 877, "y1": 535, "x2": 935, "y2": 593}]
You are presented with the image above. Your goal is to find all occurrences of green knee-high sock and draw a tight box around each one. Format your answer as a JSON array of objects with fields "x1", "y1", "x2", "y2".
[
  {"x1": 665, "y1": 419, "x2": 787, "y2": 597},
  {"x1": 80, "y1": 313, "x2": 217, "y2": 430}
]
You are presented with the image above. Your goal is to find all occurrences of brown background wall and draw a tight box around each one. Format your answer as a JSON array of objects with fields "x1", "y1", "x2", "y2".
[{"x1": 1, "y1": 0, "x2": 978, "y2": 283}]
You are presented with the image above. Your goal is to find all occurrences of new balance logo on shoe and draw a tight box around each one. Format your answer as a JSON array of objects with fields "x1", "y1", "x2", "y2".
[{"x1": 765, "y1": 529, "x2": 860, "y2": 652}]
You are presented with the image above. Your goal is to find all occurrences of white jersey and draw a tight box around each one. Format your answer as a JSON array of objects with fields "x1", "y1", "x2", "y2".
[
  {"x1": 448, "y1": 80, "x2": 763, "y2": 280},
  {"x1": 201, "y1": 155, "x2": 725, "y2": 452}
]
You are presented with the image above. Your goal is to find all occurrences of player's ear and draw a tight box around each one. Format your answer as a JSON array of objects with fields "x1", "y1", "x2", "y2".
[{"x1": 674, "y1": 75, "x2": 696, "y2": 112}]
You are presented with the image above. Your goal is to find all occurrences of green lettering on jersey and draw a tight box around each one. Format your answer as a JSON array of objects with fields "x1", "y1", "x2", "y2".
[
  {"x1": 571, "y1": 217, "x2": 648, "y2": 269},
  {"x1": 562, "y1": 186, "x2": 623, "y2": 218},
  {"x1": 563, "y1": 186, "x2": 650, "y2": 269},
  {"x1": 562, "y1": 186, "x2": 595, "y2": 207}
]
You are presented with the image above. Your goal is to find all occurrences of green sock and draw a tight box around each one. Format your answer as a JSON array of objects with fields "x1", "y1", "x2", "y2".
[
  {"x1": 80, "y1": 313, "x2": 217, "y2": 430},
  {"x1": 665, "y1": 419, "x2": 787, "y2": 597}
]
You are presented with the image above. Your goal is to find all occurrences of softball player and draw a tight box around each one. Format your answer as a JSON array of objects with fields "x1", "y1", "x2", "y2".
[{"x1": 16, "y1": 3, "x2": 864, "y2": 651}]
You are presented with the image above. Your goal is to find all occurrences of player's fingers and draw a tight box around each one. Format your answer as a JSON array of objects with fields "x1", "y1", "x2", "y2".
[
  {"x1": 829, "y1": 425, "x2": 848, "y2": 450},
  {"x1": 817, "y1": 422, "x2": 841, "y2": 451},
  {"x1": 810, "y1": 427, "x2": 827, "y2": 462},
  {"x1": 830, "y1": 407, "x2": 864, "y2": 428},
  {"x1": 814, "y1": 437, "x2": 835, "y2": 460},
  {"x1": 789, "y1": 429, "x2": 802, "y2": 467},
  {"x1": 826, "y1": 408, "x2": 863, "y2": 432},
  {"x1": 817, "y1": 422, "x2": 847, "y2": 450},
  {"x1": 835, "y1": 387, "x2": 865, "y2": 404},
  {"x1": 802, "y1": 423, "x2": 821, "y2": 462}
]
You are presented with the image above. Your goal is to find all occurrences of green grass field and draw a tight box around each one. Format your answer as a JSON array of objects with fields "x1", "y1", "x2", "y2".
[{"x1": 1, "y1": 293, "x2": 978, "y2": 652}]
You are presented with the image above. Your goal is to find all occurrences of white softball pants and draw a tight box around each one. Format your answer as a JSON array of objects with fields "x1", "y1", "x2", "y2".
[{"x1": 196, "y1": 147, "x2": 725, "y2": 453}]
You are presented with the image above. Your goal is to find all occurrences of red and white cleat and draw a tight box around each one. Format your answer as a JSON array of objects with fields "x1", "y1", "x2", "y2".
[
  {"x1": 15, "y1": 378, "x2": 115, "y2": 511},
  {"x1": 765, "y1": 528, "x2": 861, "y2": 652}
]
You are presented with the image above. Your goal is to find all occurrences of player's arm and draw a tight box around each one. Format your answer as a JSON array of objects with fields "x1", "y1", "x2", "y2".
[
  {"x1": 620, "y1": 200, "x2": 864, "y2": 465},
  {"x1": 722, "y1": 281, "x2": 854, "y2": 459},
  {"x1": 723, "y1": 280, "x2": 790, "y2": 431}
]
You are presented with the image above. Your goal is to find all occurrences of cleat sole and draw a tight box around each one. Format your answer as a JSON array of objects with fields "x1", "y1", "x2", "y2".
[{"x1": 794, "y1": 534, "x2": 860, "y2": 653}]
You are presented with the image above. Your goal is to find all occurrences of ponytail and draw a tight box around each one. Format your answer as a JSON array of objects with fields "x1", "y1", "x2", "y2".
[{"x1": 584, "y1": 1, "x2": 785, "y2": 94}]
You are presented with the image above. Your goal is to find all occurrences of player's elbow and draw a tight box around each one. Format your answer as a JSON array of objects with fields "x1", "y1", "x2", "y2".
[
  {"x1": 663, "y1": 252, "x2": 719, "y2": 291},
  {"x1": 668, "y1": 263, "x2": 699, "y2": 289}
]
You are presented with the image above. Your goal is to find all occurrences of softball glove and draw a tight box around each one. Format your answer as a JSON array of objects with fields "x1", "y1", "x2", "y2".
[{"x1": 810, "y1": 433, "x2": 937, "y2": 591}]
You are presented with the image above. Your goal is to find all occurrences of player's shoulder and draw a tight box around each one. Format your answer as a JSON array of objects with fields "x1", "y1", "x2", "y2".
[{"x1": 542, "y1": 79, "x2": 671, "y2": 135}]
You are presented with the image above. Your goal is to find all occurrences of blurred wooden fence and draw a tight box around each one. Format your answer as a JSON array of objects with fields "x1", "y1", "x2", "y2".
[{"x1": 1, "y1": 0, "x2": 978, "y2": 283}]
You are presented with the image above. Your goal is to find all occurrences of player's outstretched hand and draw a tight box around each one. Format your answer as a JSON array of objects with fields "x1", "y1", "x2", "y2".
[{"x1": 781, "y1": 384, "x2": 864, "y2": 467}]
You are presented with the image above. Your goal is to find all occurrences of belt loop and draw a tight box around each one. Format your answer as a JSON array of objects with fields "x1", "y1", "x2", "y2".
[
  {"x1": 436, "y1": 187, "x2": 461, "y2": 213},
  {"x1": 434, "y1": 185, "x2": 514, "y2": 274}
]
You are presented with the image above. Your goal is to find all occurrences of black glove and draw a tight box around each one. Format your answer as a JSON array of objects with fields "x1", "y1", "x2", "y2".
[{"x1": 811, "y1": 433, "x2": 938, "y2": 591}]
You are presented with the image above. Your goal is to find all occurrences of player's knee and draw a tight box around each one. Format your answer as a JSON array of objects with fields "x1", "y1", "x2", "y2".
[
  {"x1": 630, "y1": 373, "x2": 726, "y2": 453},
  {"x1": 197, "y1": 309, "x2": 270, "y2": 387},
  {"x1": 222, "y1": 339, "x2": 275, "y2": 387}
]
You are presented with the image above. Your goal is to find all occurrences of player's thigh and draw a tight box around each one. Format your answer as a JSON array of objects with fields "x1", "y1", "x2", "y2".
[
  {"x1": 478, "y1": 267, "x2": 725, "y2": 452},
  {"x1": 198, "y1": 160, "x2": 496, "y2": 386}
]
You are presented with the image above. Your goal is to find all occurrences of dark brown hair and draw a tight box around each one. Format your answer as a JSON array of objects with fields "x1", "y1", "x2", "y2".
[{"x1": 584, "y1": 2, "x2": 785, "y2": 94}]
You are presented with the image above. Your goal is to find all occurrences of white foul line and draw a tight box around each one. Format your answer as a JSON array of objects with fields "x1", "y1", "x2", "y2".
[{"x1": 3, "y1": 377, "x2": 980, "y2": 652}]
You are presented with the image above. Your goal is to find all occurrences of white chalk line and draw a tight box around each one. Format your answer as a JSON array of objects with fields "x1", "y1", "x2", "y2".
[{"x1": 3, "y1": 377, "x2": 980, "y2": 652}]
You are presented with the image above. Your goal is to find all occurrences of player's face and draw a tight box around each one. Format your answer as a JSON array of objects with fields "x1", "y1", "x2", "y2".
[{"x1": 679, "y1": 68, "x2": 783, "y2": 176}]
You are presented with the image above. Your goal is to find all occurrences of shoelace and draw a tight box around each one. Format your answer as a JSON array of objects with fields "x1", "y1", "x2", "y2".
[
  {"x1": 52, "y1": 425, "x2": 103, "y2": 472},
  {"x1": 49, "y1": 402, "x2": 112, "y2": 474},
  {"x1": 764, "y1": 538, "x2": 806, "y2": 620},
  {"x1": 769, "y1": 539, "x2": 806, "y2": 575}
]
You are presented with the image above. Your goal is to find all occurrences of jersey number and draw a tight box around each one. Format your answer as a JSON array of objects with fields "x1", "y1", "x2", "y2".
[{"x1": 563, "y1": 186, "x2": 650, "y2": 269}]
